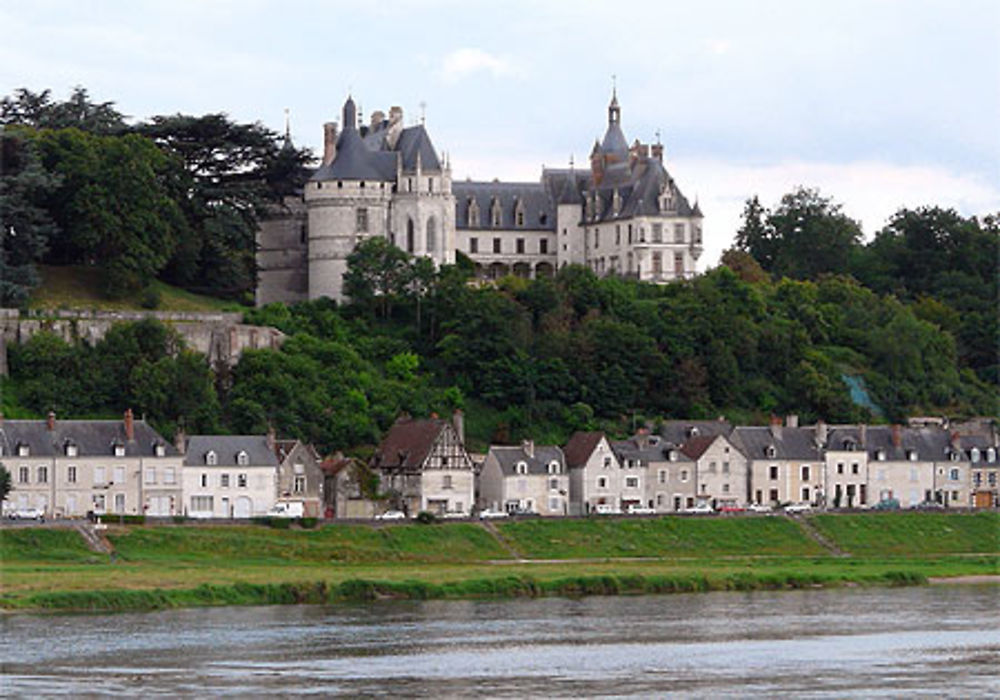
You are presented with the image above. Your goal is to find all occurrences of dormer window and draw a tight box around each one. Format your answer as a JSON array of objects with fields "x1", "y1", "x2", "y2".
[
  {"x1": 490, "y1": 198, "x2": 502, "y2": 228},
  {"x1": 668, "y1": 450, "x2": 677, "y2": 462},
  {"x1": 987, "y1": 448, "x2": 996, "y2": 463},
  {"x1": 514, "y1": 199, "x2": 525, "y2": 227},
  {"x1": 547, "y1": 461, "x2": 560, "y2": 475},
  {"x1": 65, "y1": 441, "x2": 78, "y2": 458},
  {"x1": 154, "y1": 443, "x2": 166, "y2": 458},
  {"x1": 612, "y1": 189, "x2": 620, "y2": 215},
  {"x1": 515, "y1": 461, "x2": 528, "y2": 475},
  {"x1": 206, "y1": 450, "x2": 218, "y2": 466},
  {"x1": 17, "y1": 442, "x2": 29, "y2": 457},
  {"x1": 970, "y1": 448, "x2": 980, "y2": 463},
  {"x1": 467, "y1": 199, "x2": 480, "y2": 227},
  {"x1": 877, "y1": 450, "x2": 886, "y2": 461},
  {"x1": 765, "y1": 445, "x2": 777, "y2": 459},
  {"x1": 114, "y1": 444, "x2": 125, "y2": 457},
  {"x1": 907, "y1": 450, "x2": 918, "y2": 461},
  {"x1": 648, "y1": 436, "x2": 660, "y2": 446},
  {"x1": 236, "y1": 450, "x2": 249, "y2": 466}
]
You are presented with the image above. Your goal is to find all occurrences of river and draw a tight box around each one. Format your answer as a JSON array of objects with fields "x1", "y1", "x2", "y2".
[{"x1": 2, "y1": 585, "x2": 998, "y2": 697}]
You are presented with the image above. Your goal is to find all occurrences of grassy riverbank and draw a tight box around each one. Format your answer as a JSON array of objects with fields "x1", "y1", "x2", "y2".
[{"x1": 1, "y1": 512, "x2": 996, "y2": 612}]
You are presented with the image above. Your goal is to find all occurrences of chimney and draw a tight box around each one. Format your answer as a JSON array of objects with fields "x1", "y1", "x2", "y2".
[
  {"x1": 322, "y1": 122, "x2": 338, "y2": 165},
  {"x1": 124, "y1": 408, "x2": 134, "y2": 442},
  {"x1": 950, "y1": 431, "x2": 961, "y2": 451},
  {"x1": 769, "y1": 415, "x2": 782, "y2": 439},
  {"x1": 452, "y1": 409, "x2": 464, "y2": 445},
  {"x1": 174, "y1": 428, "x2": 187, "y2": 455},
  {"x1": 651, "y1": 143, "x2": 664, "y2": 162},
  {"x1": 46, "y1": 411, "x2": 55, "y2": 431},
  {"x1": 815, "y1": 420, "x2": 828, "y2": 448},
  {"x1": 786, "y1": 414, "x2": 799, "y2": 428},
  {"x1": 266, "y1": 423, "x2": 276, "y2": 452},
  {"x1": 430, "y1": 411, "x2": 439, "y2": 420},
  {"x1": 859, "y1": 423, "x2": 867, "y2": 447},
  {"x1": 523, "y1": 439, "x2": 535, "y2": 459},
  {"x1": 892, "y1": 424, "x2": 902, "y2": 448},
  {"x1": 370, "y1": 110, "x2": 385, "y2": 130}
]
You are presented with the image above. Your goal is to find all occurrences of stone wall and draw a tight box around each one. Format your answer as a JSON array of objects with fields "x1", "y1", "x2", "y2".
[{"x1": 0, "y1": 308, "x2": 284, "y2": 376}]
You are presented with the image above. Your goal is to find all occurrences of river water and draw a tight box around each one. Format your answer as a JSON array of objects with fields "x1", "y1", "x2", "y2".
[{"x1": 2, "y1": 585, "x2": 998, "y2": 697}]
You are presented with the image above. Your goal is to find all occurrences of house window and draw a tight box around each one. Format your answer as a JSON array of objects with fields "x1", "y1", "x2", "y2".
[
  {"x1": 801, "y1": 466, "x2": 811, "y2": 481},
  {"x1": 769, "y1": 488, "x2": 779, "y2": 502},
  {"x1": 515, "y1": 208, "x2": 524, "y2": 227},
  {"x1": 17, "y1": 444, "x2": 29, "y2": 457},
  {"x1": 708, "y1": 461, "x2": 717, "y2": 474},
  {"x1": 294, "y1": 475, "x2": 306, "y2": 493},
  {"x1": 37, "y1": 466, "x2": 48, "y2": 484},
  {"x1": 548, "y1": 462, "x2": 560, "y2": 474},
  {"x1": 722, "y1": 483, "x2": 730, "y2": 493},
  {"x1": 595, "y1": 229, "x2": 600, "y2": 248},
  {"x1": 493, "y1": 237, "x2": 501, "y2": 253},
  {"x1": 114, "y1": 466, "x2": 125, "y2": 484},
  {"x1": 625, "y1": 476, "x2": 639, "y2": 488},
  {"x1": 236, "y1": 451, "x2": 249, "y2": 466},
  {"x1": 144, "y1": 468, "x2": 156, "y2": 485},
  {"x1": 491, "y1": 200, "x2": 502, "y2": 227},
  {"x1": 164, "y1": 468, "x2": 176, "y2": 485},
  {"x1": 615, "y1": 225, "x2": 621, "y2": 245},
  {"x1": 597, "y1": 476, "x2": 608, "y2": 489},
  {"x1": 468, "y1": 200, "x2": 480, "y2": 227},
  {"x1": 95, "y1": 466, "x2": 106, "y2": 485},
  {"x1": 428, "y1": 178, "x2": 434, "y2": 193},
  {"x1": 67, "y1": 466, "x2": 77, "y2": 483},
  {"x1": 722, "y1": 461, "x2": 730, "y2": 474},
  {"x1": 220, "y1": 473, "x2": 230, "y2": 488},
  {"x1": 769, "y1": 466, "x2": 779, "y2": 480},
  {"x1": 469, "y1": 237, "x2": 479, "y2": 254},
  {"x1": 970, "y1": 448, "x2": 980, "y2": 462},
  {"x1": 516, "y1": 238, "x2": 525, "y2": 254},
  {"x1": 18, "y1": 466, "x2": 29, "y2": 483},
  {"x1": 191, "y1": 495, "x2": 213, "y2": 512},
  {"x1": 200, "y1": 473, "x2": 208, "y2": 488},
  {"x1": 851, "y1": 463, "x2": 860, "y2": 475},
  {"x1": 658, "y1": 470, "x2": 667, "y2": 484},
  {"x1": 950, "y1": 468, "x2": 959, "y2": 481},
  {"x1": 802, "y1": 487, "x2": 811, "y2": 502},
  {"x1": 443, "y1": 475, "x2": 453, "y2": 490},
  {"x1": 549, "y1": 477, "x2": 559, "y2": 490},
  {"x1": 652, "y1": 223, "x2": 662, "y2": 243},
  {"x1": 837, "y1": 462, "x2": 844, "y2": 474},
  {"x1": 539, "y1": 239, "x2": 548, "y2": 254},
  {"x1": 674, "y1": 223, "x2": 685, "y2": 243},
  {"x1": 680, "y1": 470, "x2": 689, "y2": 482},
  {"x1": 206, "y1": 451, "x2": 217, "y2": 466},
  {"x1": 356, "y1": 208, "x2": 369, "y2": 232},
  {"x1": 656, "y1": 493, "x2": 665, "y2": 506},
  {"x1": 549, "y1": 497, "x2": 560, "y2": 511},
  {"x1": 238, "y1": 474, "x2": 248, "y2": 488},
  {"x1": 603, "y1": 457, "x2": 612, "y2": 469}
]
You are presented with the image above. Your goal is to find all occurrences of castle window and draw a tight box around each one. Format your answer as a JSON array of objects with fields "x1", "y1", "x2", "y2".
[
  {"x1": 540, "y1": 213, "x2": 547, "y2": 225},
  {"x1": 539, "y1": 239, "x2": 548, "y2": 254},
  {"x1": 628, "y1": 224, "x2": 633, "y2": 243},
  {"x1": 493, "y1": 237, "x2": 501, "y2": 254},
  {"x1": 595, "y1": 229, "x2": 600, "y2": 248},
  {"x1": 406, "y1": 219, "x2": 415, "y2": 253},
  {"x1": 426, "y1": 217, "x2": 437, "y2": 253},
  {"x1": 652, "y1": 223, "x2": 662, "y2": 243},
  {"x1": 615, "y1": 225, "x2": 621, "y2": 245},
  {"x1": 469, "y1": 237, "x2": 478, "y2": 254},
  {"x1": 612, "y1": 189, "x2": 620, "y2": 215},
  {"x1": 694, "y1": 225, "x2": 702, "y2": 243},
  {"x1": 337, "y1": 181, "x2": 343, "y2": 189},
  {"x1": 491, "y1": 198, "x2": 502, "y2": 228},
  {"x1": 674, "y1": 223, "x2": 685, "y2": 243},
  {"x1": 18, "y1": 466, "x2": 29, "y2": 483},
  {"x1": 356, "y1": 208, "x2": 369, "y2": 233},
  {"x1": 652, "y1": 252, "x2": 662, "y2": 275},
  {"x1": 428, "y1": 178, "x2": 434, "y2": 193},
  {"x1": 468, "y1": 199, "x2": 480, "y2": 227},
  {"x1": 516, "y1": 238, "x2": 525, "y2": 254},
  {"x1": 408, "y1": 178, "x2": 413, "y2": 192},
  {"x1": 299, "y1": 224, "x2": 307, "y2": 245},
  {"x1": 359, "y1": 181, "x2": 365, "y2": 188},
  {"x1": 674, "y1": 252, "x2": 684, "y2": 274}
]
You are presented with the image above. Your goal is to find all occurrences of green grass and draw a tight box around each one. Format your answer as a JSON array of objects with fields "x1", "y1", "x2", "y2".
[
  {"x1": 810, "y1": 512, "x2": 1000, "y2": 556},
  {"x1": 0, "y1": 528, "x2": 106, "y2": 563},
  {"x1": 28, "y1": 264, "x2": 243, "y2": 312},
  {"x1": 108, "y1": 523, "x2": 509, "y2": 564},
  {"x1": 498, "y1": 516, "x2": 828, "y2": 559}
]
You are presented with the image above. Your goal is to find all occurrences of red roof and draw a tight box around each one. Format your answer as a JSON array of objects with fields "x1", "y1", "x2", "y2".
[
  {"x1": 681, "y1": 435, "x2": 717, "y2": 460},
  {"x1": 372, "y1": 418, "x2": 447, "y2": 470},
  {"x1": 563, "y1": 431, "x2": 605, "y2": 468}
]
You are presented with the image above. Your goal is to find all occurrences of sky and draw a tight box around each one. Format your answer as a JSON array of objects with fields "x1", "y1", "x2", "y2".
[{"x1": 2, "y1": 0, "x2": 998, "y2": 268}]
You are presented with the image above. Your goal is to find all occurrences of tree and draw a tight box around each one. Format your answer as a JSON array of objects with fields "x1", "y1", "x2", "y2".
[
  {"x1": 0, "y1": 465, "x2": 11, "y2": 502},
  {"x1": 1, "y1": 87, "x2": 126, "y2": 134},
  {"x1": 343, "y1": 237, "x2": 413, "y2": 318},
  {"x1": 0, "y1": 128, "x2": 60, "y2": 305}
]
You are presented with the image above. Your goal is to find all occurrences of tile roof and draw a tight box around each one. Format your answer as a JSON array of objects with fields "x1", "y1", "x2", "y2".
[
  {"x1": 371, "y1": 418, "x2": 448, "y2": 470},
  {"x1": 183, "y1": 435, "x2": 280, "y2": 467},
  {"x1": 0, "y1": 418, "x2": 175, "y2": 458},
  {"x1": 562, "y1": 431, "x2": 606, "y2": 468},
  {"x1": 680, "y1": 435, "x2": 717, "y2": 460}
]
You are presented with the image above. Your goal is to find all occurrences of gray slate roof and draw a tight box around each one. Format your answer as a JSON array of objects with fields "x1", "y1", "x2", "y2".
[
  {"x1": 731, "y1": 426, "x2": 822, "y2": 461},
  {"x1": 612, "y1": 435, "x2": 690, "y2": 465},
  {"x1": 659, "y1": 420, "x2": 733, "y2": 446},
  {"x1": 863, "y1": 426, "x2": 951, "y2": 461},
  {"x1": 183, "y1": 435, "x2": 280, "y2": 467},
  {"x1": 489, "y1": 444, "x2": 565, "y2": 476},
  {"x1": 0, "y1": 418, "x2": 175, "y2": 458},
  {"x1": 453, "y1": 181, "x2": 555, "y2": 231}
]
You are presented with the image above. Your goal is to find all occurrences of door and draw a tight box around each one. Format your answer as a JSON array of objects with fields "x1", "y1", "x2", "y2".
[
  {"x1": 66, "y1": 494, "x2": 77, "y2": 517},
  {"x1": 221, "y1": 497, "x2": 230, "y2": 518},
  {"x1": 974, "y1": 491, "x2": 993, "y2": 509},
  {"x1": 234, "y1": 497, "x2": 252, "y2": 518}
]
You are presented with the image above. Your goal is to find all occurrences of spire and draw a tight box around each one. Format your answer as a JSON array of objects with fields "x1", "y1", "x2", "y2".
[
  {"x1": 343, "y1": 95, "x2": 357, "y2": 131},
  {"x1": 281, "y1": 108, "x2": 293, "y2": 151},
  {"x1": 609, "y1": 76, "x2": 620, "y2": 124}
]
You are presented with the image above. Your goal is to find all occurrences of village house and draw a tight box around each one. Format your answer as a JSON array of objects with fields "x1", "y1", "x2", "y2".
[
  {"x1": 369, "y1": 411, "x2": 474, "y2": 516},
  {"x1": 479, "y1": 441, "x2": 569, "y2": 515},
  {"x1": 320, "y1": 453, "x2": 378, "y2": 519},
  {"x1": 733, "y1": 418, "x2": 824, "y2": 507},
  {"x1": 966, "y1": 436, "x2": 999, "y2": 508},
  {"x1": 863, "y1": 425, "x2": 941, "y2": 507},
  {"x1": 563, "y1": 431, "x2": 622, "y2": 514},
  {"x1": 180, "y1": 435, "x2": 280, "y2": 518},
  {"x1": 0, "y1": 410, "x2": 181, "y2": 518},
  {"x1": 821, "y1": 424, "x2": 871, "y2": 508},
  {"x1": 680, "y1": 432, "x2": 749, "y2": 510},
  {"x1": 611, "y1": 432, "x2": 689, "y2": 512},
  {"x1": 270, "y1": 433, "x2": 324, "y2": 517}
]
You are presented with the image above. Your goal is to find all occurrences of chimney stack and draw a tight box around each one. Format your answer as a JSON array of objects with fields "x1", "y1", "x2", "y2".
[
  {"x1": 523, "y1": 439, "x2": 535, "y2": 459},
  {"x1": 46, "y1": 411, "x2": 55, "y2": 431},
  {"x1": 124, "y1": 408, "x2": 134, "y2": 442},
  {"x1": 322, "y1": 122, "x2": 338, "y2": 165},
  {"x1": 452, "y1": 409, "x2": 464, "y2": 445},
  {"x1": 859, "y1": 423, "x2": 868, "y2": 447},
  {"x1": 266, "y1": 423, "x2": 276, "y2": 452},
  {"x1": 786, "y1": 414, "x2": 799, "y2": 428},
  {"x1": 769, "y1": 415, "x2": 782, "y2": 439},
  {"x1": 174, "y1": 428, "x2": 187, "y2": 456},
  {"x1": 891, "y1": 424, "x2": 902, "y2": 448},
  {"x1": 815, "y1": 420, "x2": 828, "y2": 448}
]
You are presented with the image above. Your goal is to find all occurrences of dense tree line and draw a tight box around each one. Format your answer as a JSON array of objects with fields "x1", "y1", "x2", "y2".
[{"x1": 1, "y1": 87, "x2": 311, "y2": 304}]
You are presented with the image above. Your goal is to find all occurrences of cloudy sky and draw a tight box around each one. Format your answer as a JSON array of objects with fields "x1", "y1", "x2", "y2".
[{"x1": 3, "y1": 0, "x2": 998, "y2": 267}]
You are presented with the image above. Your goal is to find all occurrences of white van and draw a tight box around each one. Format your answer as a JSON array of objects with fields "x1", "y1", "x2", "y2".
[{"x1": 267, "y1": 501, "x2": 305, "y2": 518}]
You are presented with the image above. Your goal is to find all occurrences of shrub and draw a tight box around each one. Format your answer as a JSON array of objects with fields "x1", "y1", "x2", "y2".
[
  {"x1": 140, "y1": 287, "x2": 161, "y2": 309},
  {"x1": 299, "y1": 517, "x2": 319, "y2": 529},
  {"x1": 415, "y1": 511, "x2": 437, "y2": 525}
]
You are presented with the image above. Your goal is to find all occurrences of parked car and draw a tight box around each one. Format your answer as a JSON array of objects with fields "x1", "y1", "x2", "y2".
[
  {"x1": 747, "y1": 503, "x2": 772, "y2": 513},
  {"x1": 374, "y1": 510, "x2": 407, "y2": 520},
  {"x1": 914, "y1": 500, "x2": 944, "y2": 510},
  {"x1": 478, "y1": 508, "x2": 509, "y2": 520},
  {"x1": 594, "y1": 504, "x2": 623, "y2": 515},
  {"x1": 684, "y1": 503, "x2": 714, "y2": 515},
  {"x1": 8, "y1": 506, "x2": 44, "y2": 521},
  {"x1": 719, "y1": 504, "x2": 745, "y2": 513},
  {"x1": 783, "y1": 503, "x2": 812, "y2": 514},
  {"x1": 873, "y1": 498, "x2": 900, "y2": 511},
  {"x1": 627, "y1": 505, "x2": 656, "y2": 515},
  {"x1": 266, "y1": 501, "x2": 304, "y2": 518},
  {"x1": 441, "y1": 511, "x2": 468, "y2": 519}
]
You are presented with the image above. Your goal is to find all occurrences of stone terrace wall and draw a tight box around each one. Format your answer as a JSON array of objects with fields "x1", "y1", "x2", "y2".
[{"x1": 0, "y1": 309, "x2": 284, "y2": 376}]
